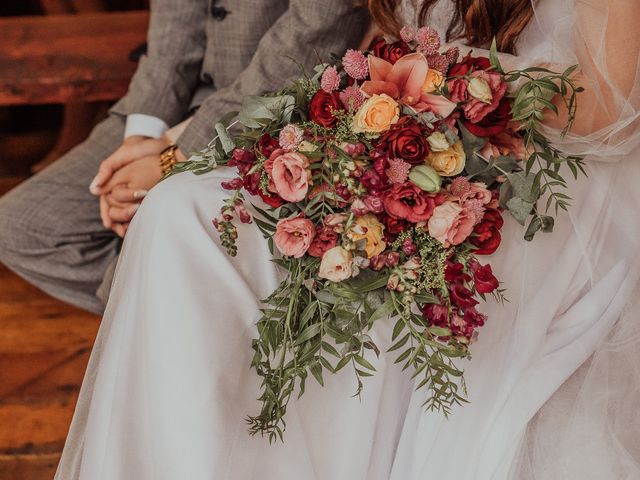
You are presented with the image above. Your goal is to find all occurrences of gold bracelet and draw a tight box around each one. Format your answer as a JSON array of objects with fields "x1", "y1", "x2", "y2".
[{"x1": 159, "y1": 144, "x2": 179, "y2": 176}]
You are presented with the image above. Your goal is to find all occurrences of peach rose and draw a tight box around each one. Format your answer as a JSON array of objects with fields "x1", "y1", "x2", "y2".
[
  {"x1": 348, "y1": 214, "x2": 386, "y2": 258},
  {"x1": 421, "y1": 69, "x2": 444, "y2": 94},
  {"x1": 274, "y1": 217, "x2": 316, "y2": 258},
  {"x1": 270, "y1": 151, "x2": 311, "y2": 202},
  {"x1": 427, "y1": 141, "x2": 466, "y2": 176},
  {"x1": 352, "y1": 94, "x2": 400, "y2": 135},
  {"x1": 318, "y1": 246, "x2": 353, "y2": 282},
  {"x1": 428, "y1": 201, "x2": 475, "y2": 247}
]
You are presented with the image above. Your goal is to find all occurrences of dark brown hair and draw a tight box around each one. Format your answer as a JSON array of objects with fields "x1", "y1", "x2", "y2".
[{"x1": 368, "y1": 0, "x2": 534, "y2": 54}]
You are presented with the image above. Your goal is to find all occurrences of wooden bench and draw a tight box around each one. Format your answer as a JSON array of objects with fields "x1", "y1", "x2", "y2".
[{"x1": 0, "y1": 11, "x2": 149, "y2": 106}]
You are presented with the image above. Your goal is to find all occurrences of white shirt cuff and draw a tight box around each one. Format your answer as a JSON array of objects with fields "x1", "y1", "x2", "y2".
[{"x1": 124, "y1": 114, "x2": 170, "y2": 139}]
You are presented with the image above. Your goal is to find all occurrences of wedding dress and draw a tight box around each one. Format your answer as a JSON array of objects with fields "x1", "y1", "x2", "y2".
[{"x1": 55, "y1": 1, "x2": 640, "y2": 479}]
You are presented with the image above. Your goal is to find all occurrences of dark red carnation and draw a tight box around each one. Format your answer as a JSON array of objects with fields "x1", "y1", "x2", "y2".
[
  {"x1": 378, "y1": 119, "x2": 429, "y2": 165},
  {"x1": 379, "y1": 214, "x2": 409, "y2": 242},
  {"x1": 463, "y1": 97, "x2": 512, "y2": 137},
  {"x1": 228, "y1": 148, "x2": 257, "y2": 175},
  {"x1": 221, "y1": 178, "x2": 243, "y2": 190},
  {"x1": 463, "y1": 307, "x2": 487, "y2": 328},
  {"x1": 383, "y1": 183, "x2": 443, "y2": 223},
  {"x1": 257, "y1": 134, "x2": 279, "y2": 157},
  {"x1": 472, "y1": 263, "x2": 499, "y2": 294},
  {"x1": 309, "y1": 90, "x2": 343, "y2": 128},
  {"x1": 372, "y1": 38, "x2": 411, "y2": 64},
  {"x1": 360, "y1": 168, "x2": 388, "y2": 192},
  {"x1": 422, "y1": 303, "x2": 450, "y2": 328},
  {"x1": 307, "y1": 226, "x2": 338, "y2": 258},
  {"x1": 242, "y1": 172, "x2": 284, "y2": 208},
  {"x1": 448, "y1": 54, "x2": 491, "y2": 77},
  {"x1": 449, "y1": 284, "x2": 479, "y2": 309},
  {"x1": 470, "y1": 208, "x2": 504, "y2": 255}
]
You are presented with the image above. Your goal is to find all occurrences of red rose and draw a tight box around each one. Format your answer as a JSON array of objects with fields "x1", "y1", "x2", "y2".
[
  {"x1": 449, "y1": 284, "x2": 479, "y2": 309},
  {"x1": 307, "y1": 226, "x2": 338, "y2": 258},
  {"x1": 470, "y1": 208, "x2": 504, "y2": 255},
  {"x1": 257, "y1": 134, "x2": 279, "y2": 157},
  {"x1": 383, "y1": 183, "x2": 443, "y2": 223},
  {"x1": 372, "y1": 38, "x2": 411, "y2": 64},
  {"x1": 242, "y1": 172, "x2": 284, "y2": 208},
  {"x1": 378, "y1": 119, "x2": 429, "y2": 165},
  {"x1": 463, "y1": 97, "x2": 511, "y2": 137},
  {"x1": 448, "y1": 54, "x2": 491, "y2": 77},
  {"x1": 471, "y1": 263, "x2": 499, "y2": 294},
  {"x1": 309, "y1": 90, "x2": 343, "y2": 128}
]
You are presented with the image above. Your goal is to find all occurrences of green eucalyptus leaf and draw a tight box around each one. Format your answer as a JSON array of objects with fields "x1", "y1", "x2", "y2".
[{"x1": 506, "y1": 196, "x2": 535, "y2": 224}]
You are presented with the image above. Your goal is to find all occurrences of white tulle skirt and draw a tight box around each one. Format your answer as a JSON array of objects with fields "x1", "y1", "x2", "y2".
[{"x1": 56, "y1": 162, "x2": 640, "y2": 480}]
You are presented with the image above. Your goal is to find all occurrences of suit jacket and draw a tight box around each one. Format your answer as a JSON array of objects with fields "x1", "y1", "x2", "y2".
[{"x1": 111, "y1": 0, "x2": 370, "y2": 154}]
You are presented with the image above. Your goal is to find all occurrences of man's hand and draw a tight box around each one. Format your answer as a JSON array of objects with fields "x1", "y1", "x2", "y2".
[{"x1": 89, "y1": 135, "x2": 171, "y2": 195}]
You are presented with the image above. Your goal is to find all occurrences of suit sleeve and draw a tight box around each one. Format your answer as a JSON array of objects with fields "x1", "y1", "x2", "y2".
[
  {"x1": 176, "y1": 0, "x2": 369, "y2": 155},
  {"x1": 110, "y1": 0, "x2": 208, "y2": 127}
]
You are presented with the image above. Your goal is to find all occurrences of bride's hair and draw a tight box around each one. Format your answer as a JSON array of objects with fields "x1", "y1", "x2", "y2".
[{"x1": 368, "y1": 0, "x2": 534, "y2": 54}]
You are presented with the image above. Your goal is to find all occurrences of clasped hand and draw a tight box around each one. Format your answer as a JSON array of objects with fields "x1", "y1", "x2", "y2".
[{"x1": 89, "y1": 136, "x2": 182, "y2": 238}]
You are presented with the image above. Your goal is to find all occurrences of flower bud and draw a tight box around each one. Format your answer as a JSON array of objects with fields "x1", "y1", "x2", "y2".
[{"x1": 409, "y1": 164, "x2": 442, "y2": 192}]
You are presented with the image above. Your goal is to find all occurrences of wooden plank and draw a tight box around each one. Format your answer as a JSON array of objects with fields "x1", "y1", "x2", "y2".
[
  {"x1": 0, "y1": 11, "x2": 149, "y2": 105},
  {"x1": 0, "y1": 397, "x2": 77, "y2": 451},
  {"x1": 0, "y1": 453, "x2": 60, "y2": 480}
]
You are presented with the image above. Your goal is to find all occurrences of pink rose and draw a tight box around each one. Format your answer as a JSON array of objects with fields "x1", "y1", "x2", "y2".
[
  {"x1": 447, "y1": 78, "x2": 468, "y2": 103},
  {"x1": 270, "y1": 151, "x2": 311, "y2": 202},
  {"x1": 413, "y1": 93, "x2": 457, "y2": 118},
  {"x1": 274, "y1": 217, "x2": 316, "y2": 258},
  {"x1": 427, "y1": 201, "x2": 475, "y2": 247},
  {"x1": 463, "y1": 71, "x2": 507, "y2": 123}
]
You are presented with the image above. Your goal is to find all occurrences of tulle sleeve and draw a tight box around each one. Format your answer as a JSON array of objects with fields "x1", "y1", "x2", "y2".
[{"x1": 532, "y1": 0, "x2": 640, "y2": 158}]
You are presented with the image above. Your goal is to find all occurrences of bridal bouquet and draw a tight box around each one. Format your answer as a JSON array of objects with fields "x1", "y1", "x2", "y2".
[{"x1": 175, "y1": 26, "x2": 583, "y2": 441}]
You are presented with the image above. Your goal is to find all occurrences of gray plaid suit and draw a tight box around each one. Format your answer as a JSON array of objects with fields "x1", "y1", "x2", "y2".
[{"x1": 0, "y1": 0, "x2": 369, "y2": 314}]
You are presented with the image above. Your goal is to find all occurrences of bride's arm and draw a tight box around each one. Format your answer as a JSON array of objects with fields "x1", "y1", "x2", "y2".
[{"x1": 545, "y1": 0, "x2": 640, "y2": 137}]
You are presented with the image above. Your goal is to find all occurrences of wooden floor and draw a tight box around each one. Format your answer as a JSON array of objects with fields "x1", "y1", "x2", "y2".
[{"x1": 0, "y1": 178, "x2": 100, "y2": 479}]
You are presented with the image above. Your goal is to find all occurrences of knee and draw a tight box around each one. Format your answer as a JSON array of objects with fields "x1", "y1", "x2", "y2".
[
  {"x1": 135, "y1": 174, "x2": 195, "y2": 226},
  {"x1": 0, "y1": 183, "x2": 56, "y2": 263}
]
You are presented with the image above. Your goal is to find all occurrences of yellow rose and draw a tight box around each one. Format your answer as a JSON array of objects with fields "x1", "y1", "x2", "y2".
[
  {"x1": 427, "y1": 141, "x2": 466, "y2": 177},
  {"x1": 352, "y1": 94, "x2": 400, "y2": 135},
  {"x1": 348, "y1": 214, "x2": 386, "y2": 258},
  {"x1": 421, "y1": 69, "x2": 444, "y2": 94}
]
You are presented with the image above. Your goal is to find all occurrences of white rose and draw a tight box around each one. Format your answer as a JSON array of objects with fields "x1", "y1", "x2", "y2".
[
  {"x1": 318, "y1": 246, "x2": 353, "y2": 282},
  {"x1": 426, "y1": 131, "x2": 450, "y2": 152},
  {"x1": 468, "y1": 77, "x2": 493, "y2": 103},
  {"x1": 298, "y1": 140, "x2": 318, "y2": 152}
]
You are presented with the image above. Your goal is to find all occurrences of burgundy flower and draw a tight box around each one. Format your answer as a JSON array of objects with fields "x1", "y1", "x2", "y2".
[
  {"x1": 221, "y1": 177, "x2": 243, "y2": 190},
  {"x1": 257, "y1": 134, "x2": 279, "y2": 157},
  {"x1": 307, "y1": 226, "x2": 338, "y2": 258},
  {"x1": 378, "y1": 119, "x2": 429, "y2": 165},
  {"x1": 449, "y1": 284, "x2": 479, "y2": 309},
  {"x1": 470, "y1": 208, "x2": 504, "y2": 255},
  {"x1": 472, "y1": 263, "x2": 499, "y2": 294},
  {"x1": 422, "y1": 303, "x2": 449, "y2": 327},
  {"x1": 463, "y1": 97, "x2": 512, "y2": 137},
  {"x1": 309, "y1": 89, "x2": 343, "y2": 128},
  {"x1": 444, "y1": 262, "x2": 471, "y2": 284},
  {"x1": 380, "y1": 214, "x2": 409, "y2": 241},
  {"x1": 401, "y1": 238, "x2": 417, "y2": 255},
  {"x1": 383, "y1": 183, "x2": 443, "y2": 223},
  {"x1": 448, "y1": 54, "x2": 491, "y2": 77},
  {"x1": 463, "y1": 307, "x2": 487, "y2": 328},
  {"x1": 228, "y1": 148, "x2": 257, "y2": 175},
  {"x1": 243, "y1": 172, "x2": 284, "y2": 208},
  {"x1": 372, "y1": 37, "x2": 411, "y2": 65},
  {"x1": 360, "y1": 168, "x2": 388, "y2": 192}
]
